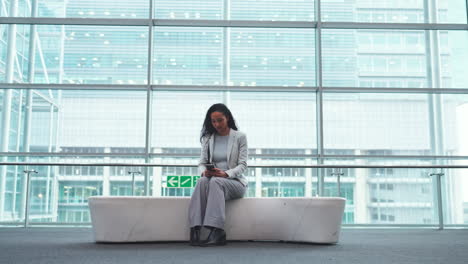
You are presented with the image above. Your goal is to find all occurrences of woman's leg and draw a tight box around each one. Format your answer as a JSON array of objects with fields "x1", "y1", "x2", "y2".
[
  {"x1": 202, "y1": 177, "x2": 246, "y2": 229},
  {"x1": 188, "y1": 176, "x2": 211, "y2": 228}
]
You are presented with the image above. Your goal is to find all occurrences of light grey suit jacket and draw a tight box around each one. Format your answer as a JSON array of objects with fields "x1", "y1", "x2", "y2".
[{"x1": 198, "y1": 129, "x2": 248, "y2": 186}]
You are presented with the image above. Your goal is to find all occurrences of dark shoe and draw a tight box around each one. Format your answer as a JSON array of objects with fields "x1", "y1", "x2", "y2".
[
  {"x1": 189, "y1": 226, "x2": 201, "y2": 246},
  {"x1": 199, "y1": 227, "x2": 227, "y2": 247}
]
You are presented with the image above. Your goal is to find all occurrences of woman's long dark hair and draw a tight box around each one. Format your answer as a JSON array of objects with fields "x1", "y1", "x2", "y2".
[{"x1": 200, "y1": 103, "x2": 238, "y2": 142}]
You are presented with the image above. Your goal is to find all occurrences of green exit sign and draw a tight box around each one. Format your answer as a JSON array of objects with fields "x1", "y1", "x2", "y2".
[{"x1": 166, "y1": 176, "x2": 200, "y2": 188}]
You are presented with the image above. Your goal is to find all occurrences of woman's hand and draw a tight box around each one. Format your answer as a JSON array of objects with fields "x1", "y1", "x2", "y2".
[
  {"x1": 203, "y1": 169, "x2": 214, "y2": 177},
  {"x1": 204, "y1": 168, "x2": 228, "y2": 178}
]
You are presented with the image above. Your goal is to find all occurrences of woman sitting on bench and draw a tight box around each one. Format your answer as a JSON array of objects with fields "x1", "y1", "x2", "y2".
[{"x1": 188, "y1": 103, "x2": 248, "y2": 247}]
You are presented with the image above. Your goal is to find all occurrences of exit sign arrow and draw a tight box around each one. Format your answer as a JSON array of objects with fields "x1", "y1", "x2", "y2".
[{"x1": 167, "y1": 176, "x2": 179, "y2": 187}]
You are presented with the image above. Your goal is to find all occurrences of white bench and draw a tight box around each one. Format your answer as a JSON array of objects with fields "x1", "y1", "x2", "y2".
[{"x1": 88, "y1": 196, "x2": 346, "y2": 244}]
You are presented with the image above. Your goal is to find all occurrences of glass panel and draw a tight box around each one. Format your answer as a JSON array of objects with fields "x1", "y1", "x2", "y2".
[
  {"x1": 2, "y1": 90, "x2": 146, "y2": 153},
  {"x1": 153, "y1": 27, "x2": 223, "y2": 85},
  {"x1": 261, "y1": 182, "x2": 305, "y2": 197},
  {"x1": 0, "y1": 90, "x2": 123, "y2": 155},
  {"x1": 151, "y1": 91, "x2": 223, "y2": 150},
  {"x1": 153, "y1": 0, "x2": 315, "y2": 21},
  {"x1": 323, "y1": 93, "x2": 431, "y2": 155},
  {"x1": 108, "y1": 157, "x2": 147, "y2": 196},
  {"x1": 323, "y1": 160, "x2": 437, "y2": 225},
  {"x1": 322, "y1": 0, "x2": 467, "y2": 23},
  {"x1": 0, "y1": 162, "x2": 26, "y2": 223},
  {"x1": 0, "y1": 90, "x2": 3, "y2": 141},
  {"x1": 442, "y1": 95, "x2": 468, "y2": 156},
  {"x1": 323, "y1": 30, "x2": 468, "y2": 88},
  {"x1": 56, "y1": 178, "x2": 102, "y2": 223},
  {"x1": 0, "y1": 90, "x2": 25, "y2": 151},
  {"x1": 245, "y1": 174, "x2": 256, "y2": 197},
  {"x1": 230, "y1": 28, "x2": 315, "y2": 86},
  {"x1": 251, "y1": 156, "x2": 317, "y2": 197},
  {"x1": 29, "y1": 163, "x2": 58, "y2": 223},
  {"x1": 443, "y1": 168, "x2": 468, "y2": 225},
  {"x1": 324, "y1": 181, "x2": 354, "y2": 223},
  {"x1": 110, "y1": 181, "x2": 145, "y2": 196},
  {"x1": 19, "y1": 159, "x2": 148, "y2": 224},
  {"x1": 57, "y1": 90, "x2": 146, "y2": 154},
  {"x1": 154, "y1": 0, "x2": 223, "y2": 19},
  {"x1": 29, "y1": 92, "x2": 57, "y2": 152},
  {"x1": 8, "y1": 89, "x2": 58, "y2": 153},
  {"x1": 152, "y1": 27, "x2": 315, "y2": 86},
  {"x1": 7, "y1": 0, "x2": 149, "y2": 18},
  {"x1": 0, "y1": 24, "x2": 30, "y2": 83},
  {"x1": 0, "y1": 89, "x2": 146, "y2": 154},
  {"x1": 0, "y1": 25, "x2": 148, "y2": 84},
  {"x1": 230, "y1": 0, "x2": 315, "y2": 21},
  {"x1": 257, "y1": 163, "x2": 316, "y2": 198},
  {"x1": 230, "y1": 92, "x2": 317, "y2": 151}
]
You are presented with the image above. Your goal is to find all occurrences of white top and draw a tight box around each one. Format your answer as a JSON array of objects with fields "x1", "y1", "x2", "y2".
[{"x1": 213, "y1": 134, "x2": 229, "y2": 170}]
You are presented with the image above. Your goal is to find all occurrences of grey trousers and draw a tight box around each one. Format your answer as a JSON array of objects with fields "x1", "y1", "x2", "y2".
[{"x1": 188, "y1": 176, "x2": 246, "y2": 229}]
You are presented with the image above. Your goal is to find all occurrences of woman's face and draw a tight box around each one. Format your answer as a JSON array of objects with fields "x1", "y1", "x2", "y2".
[{"x1": 210, "y1": 111, "x2": 229, "y2": 135}]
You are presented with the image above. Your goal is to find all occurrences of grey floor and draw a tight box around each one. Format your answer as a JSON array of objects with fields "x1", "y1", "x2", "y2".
[{"x1": 0, "y1": 228, "x2": 467, "y2": 264}]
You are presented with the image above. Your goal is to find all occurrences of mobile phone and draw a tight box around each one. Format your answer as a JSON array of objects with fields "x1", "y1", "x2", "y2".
[{"x1": 205, "y1": 163, "x2": 215, "y2": 170}]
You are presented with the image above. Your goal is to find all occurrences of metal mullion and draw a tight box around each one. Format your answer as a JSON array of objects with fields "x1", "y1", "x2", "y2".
[
  {"x1": 223, "y1": 31, "x2": 229, "y2": 87},
  {"x1": 6, "y1": 86, "x2": 468, "y2": 94},
  {"x1": 222, "y1": 0, "x2": 231, "y2": 104},
  {"x1": 153, "y1": 19, "x2": 317, "y2": 28},
  {"x1": 0, "y1": 84, "x2": 312, "y2": 92},
  {"x1": 20, "y1": 222, "x2": 92, "y2": 226},
  {"x1": 24, "y1": 0, "x2": 37, "y2": 160},
  {"x1": 424, "y1": 0, "x2": 446, "y2": 230},
  {"x1": 322, "y1": 87, "x2": 468, "y2": 94},
  {"x1": 466, "y1": 0, "x2": 468, "y2": 25},
  {"x1": 150, "y1": 85, "x2": 319, "y2": 92},
  {"x1": 321, "y1": 154, "x2": 468, "y2": 160},
  {"x1": 144, "y1": 81, "x2": 153, "y2": 197},
  {"x1": 3, "y1": 162, "x2": 468, "y2": 169},
  {"x1": 0, "y1": 83, "x2": 148, "y2": 90},
  {"x1": 316, "y1": 80, "x2": 324, "y2": 197},
  {"x1": 321, "y1": 22, "x2": 468, "y2": 30},
  {"x1": 342, "y1": 224, "x2": 440, "y2": 228},
  {"x1": 5, "y1": 152, "x2": 468, "y2": 161},
  {"x1": 0, "y1": 17, "x2": 149, "y2": 26},
  {"x1": 4, "y1": 84, "x2": 468, "y2": 94},
  {"x1": 6, "y1": 223, "x2": 468, "y2": 228},
  {"x1": 2, "y1": 17, "x2": 467, "y2": 30},
  {"x1": 315, "y1": 0, "x2": 324, "y2": 196},
  {"x1": 435, "y1": 172, "x2": 444, "y2": 230},
  {"x1": 0, "y1": 152, "x2": 148, "y2": 157},
  {"x1": 0, "y1": 0, "x2": 18, "y2": 220},
  {"x1": 144, "y1": 0, "x2": 154, "y2": 196},
  {"x1": 443, "y1": 224, "x2": 468, "y2": 228}
]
